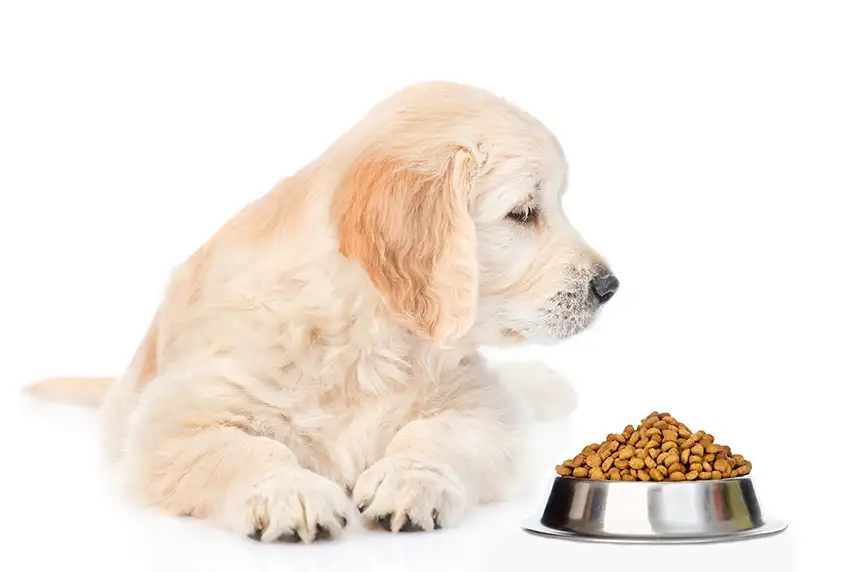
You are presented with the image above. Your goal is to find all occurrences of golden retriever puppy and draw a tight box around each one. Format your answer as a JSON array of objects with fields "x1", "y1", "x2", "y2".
[{"x1": 25, "y1": 81, "x2": 618, "y2": 543}]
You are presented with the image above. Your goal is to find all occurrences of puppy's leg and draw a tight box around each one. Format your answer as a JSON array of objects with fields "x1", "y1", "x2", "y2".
[
  {"x1": 353, "y1": 366, "x2": 522, "y2": 532},
  {"x1": 121, "y1": 360, "x2": 352, "y2": 543}
]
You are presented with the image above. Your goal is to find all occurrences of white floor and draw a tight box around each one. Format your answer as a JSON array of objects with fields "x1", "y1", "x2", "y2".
[{"x1": 6, "y1": 391, "x2": 797, "y2": 572}]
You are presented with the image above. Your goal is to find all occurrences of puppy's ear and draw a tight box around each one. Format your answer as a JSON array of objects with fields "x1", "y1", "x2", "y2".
[{"x1": 335, "y1": 146, "x2": 479, "y2": 346}]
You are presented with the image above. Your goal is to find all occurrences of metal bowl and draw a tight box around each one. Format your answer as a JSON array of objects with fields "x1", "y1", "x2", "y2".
[{"x1": 521, "y1": 476, "x2": 787, "y2": 544}]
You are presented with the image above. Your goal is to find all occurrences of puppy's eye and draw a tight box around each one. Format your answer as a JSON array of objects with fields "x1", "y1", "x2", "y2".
[{"x1": 505, "y1": 205, "x2": 540, "y2": 226}]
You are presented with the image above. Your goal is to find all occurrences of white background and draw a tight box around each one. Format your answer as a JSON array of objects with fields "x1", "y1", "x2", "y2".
[{"x1": 1, "y1": 2, "x2": 847, "y2": 570}]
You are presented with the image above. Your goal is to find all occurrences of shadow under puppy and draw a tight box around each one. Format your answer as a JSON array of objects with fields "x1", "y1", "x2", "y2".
[{"x1": 25, "y1": 81, "x2": 618, "y2": 542}]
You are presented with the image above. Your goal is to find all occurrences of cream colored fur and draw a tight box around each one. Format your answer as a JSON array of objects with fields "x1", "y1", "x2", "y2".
[{"x1": 24, "y1": 82, "x2": 613, "y2": 543}]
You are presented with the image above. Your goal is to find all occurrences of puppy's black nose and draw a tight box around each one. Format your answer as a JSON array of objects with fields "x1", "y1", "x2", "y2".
[{"x1": 590, "y1": 273, "x2": 619, "y2": 303}]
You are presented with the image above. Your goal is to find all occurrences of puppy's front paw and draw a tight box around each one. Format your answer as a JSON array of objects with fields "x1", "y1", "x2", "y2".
[
  {"x1": 224, "y1": 466, "x2": 353, "y2": 543},
  {"x1": 352, "y1": 457, "x2": 466, "y2": 532}
]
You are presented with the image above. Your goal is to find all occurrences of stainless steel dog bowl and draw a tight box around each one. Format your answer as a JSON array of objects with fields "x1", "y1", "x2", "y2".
[{"x1": 521, "y1": 476, "x2": 787, "y2": 544}]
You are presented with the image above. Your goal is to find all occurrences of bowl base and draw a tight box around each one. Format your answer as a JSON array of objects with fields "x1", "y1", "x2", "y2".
[{"x1": 521, "y1": 516, "x2": 788, "y2": 545}]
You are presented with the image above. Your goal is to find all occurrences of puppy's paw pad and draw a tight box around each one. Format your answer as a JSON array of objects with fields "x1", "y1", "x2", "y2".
[
  {"x1": 375, "y1": 511, "x2": 442, "y2": 532},
  {"x1": 228, "y1": 467, "x2": 353, "y2": 543},
  {"x1": 275, "y1": 530, "x2": 302, "y2": 543},
  {"x1": 353, "y1": 457, "x2": 465, "y2": 533}
]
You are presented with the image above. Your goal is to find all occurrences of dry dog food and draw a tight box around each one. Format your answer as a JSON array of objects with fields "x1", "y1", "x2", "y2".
[{"x1": 555, "y1": 412, "x2": 752, "y2": 481}]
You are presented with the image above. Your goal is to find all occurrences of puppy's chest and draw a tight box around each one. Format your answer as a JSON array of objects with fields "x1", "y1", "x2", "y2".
[
  {"x1": 241, "y1": 307, "x2": 454, "y2": 487},
  {"x1": 252, "y1": 389, "x2": 418, "y2": 488}
]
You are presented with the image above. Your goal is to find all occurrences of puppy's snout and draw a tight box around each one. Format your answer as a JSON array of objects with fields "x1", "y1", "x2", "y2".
[{"x1": 590, "y1": 272, "x2": 619, "y2": 304}]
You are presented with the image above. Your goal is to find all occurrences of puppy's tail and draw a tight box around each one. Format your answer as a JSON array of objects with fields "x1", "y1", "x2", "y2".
[{"x1": 22, "y1": 376, "x2": 113, "y2": 408}]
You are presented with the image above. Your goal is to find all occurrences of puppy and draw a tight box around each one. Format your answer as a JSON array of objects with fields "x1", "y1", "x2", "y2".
[{"x1": 25, "y1": 81, "x2": 618, "y2": 542}]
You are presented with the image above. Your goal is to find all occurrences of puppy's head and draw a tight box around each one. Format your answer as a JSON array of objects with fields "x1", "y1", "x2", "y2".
[{"x1": 334, "y1": 82, "x2": 616, "y2": 347}]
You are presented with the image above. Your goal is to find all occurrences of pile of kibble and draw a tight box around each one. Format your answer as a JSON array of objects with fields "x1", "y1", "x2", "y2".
[{"x1": 555, "y1": 412, "x2": 752, "y2": 481}]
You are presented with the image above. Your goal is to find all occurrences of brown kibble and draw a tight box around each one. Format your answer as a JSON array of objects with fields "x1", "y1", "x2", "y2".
[
  {"x1": 557, "y1": 414, "x2": 751, "y2": 482},
  {"x1": 662, "y1": 429, "x2": 679, "y2": 442},
  {"x1": 668, "y1": 462, "x2": 685, "y2": 474}
]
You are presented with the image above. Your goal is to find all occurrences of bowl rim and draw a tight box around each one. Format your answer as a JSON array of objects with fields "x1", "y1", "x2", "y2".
[{"x1": 552, "y1": 475, "x2": 753, "y2": 485}]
